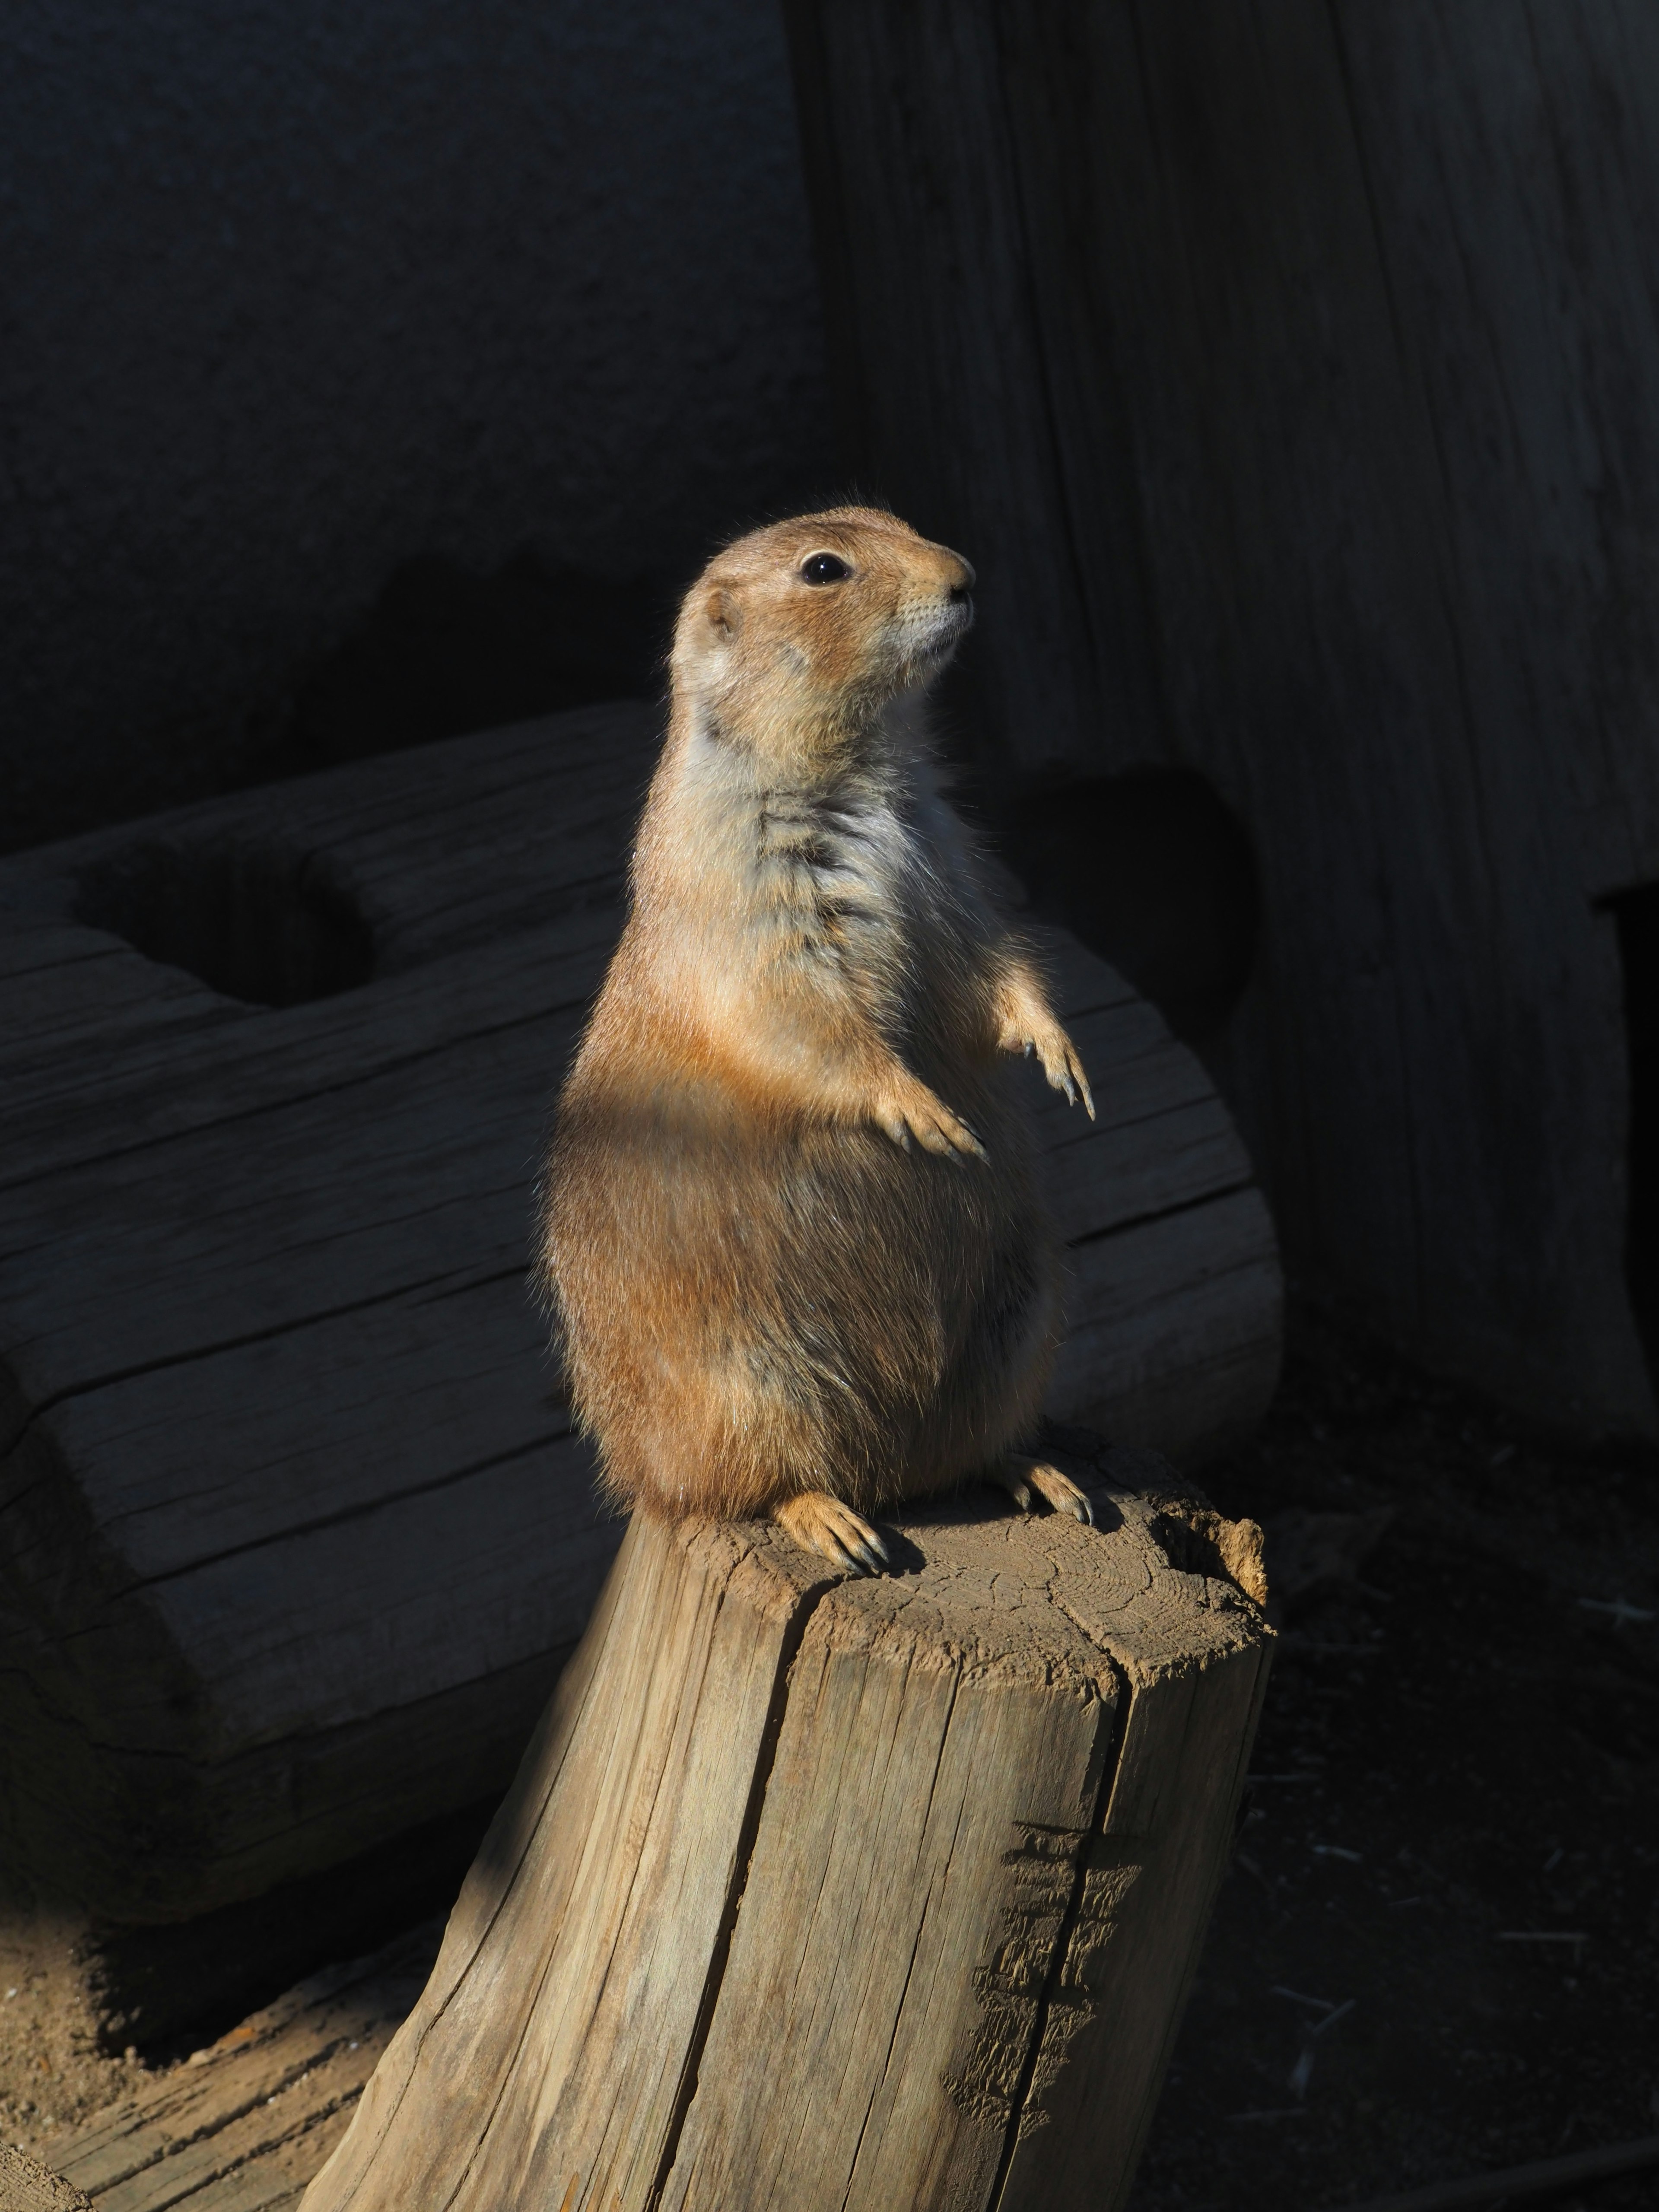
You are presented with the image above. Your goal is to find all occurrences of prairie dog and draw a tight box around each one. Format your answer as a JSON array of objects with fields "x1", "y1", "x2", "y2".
[{"x1": 540, "y1": 507, "x2": 1096, "y2": 1573}]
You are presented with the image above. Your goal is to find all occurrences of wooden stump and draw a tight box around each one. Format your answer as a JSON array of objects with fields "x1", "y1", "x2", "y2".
[
  {"x1": 0, "y1": 2148, "x2": 90, "y2": 2212},
  {"x1": 301, "y1": 1441, "x2": 1269, "y2": 2212}
]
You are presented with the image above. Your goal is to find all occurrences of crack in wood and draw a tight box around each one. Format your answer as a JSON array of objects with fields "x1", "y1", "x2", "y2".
[
  {"x1": 947, "y1": 1810, "x2": 1147, "y2": 2183},
  {"x1": 642, "y1": 1565, "x2": 842, "y2": 2212},
  {"x1": 1017, "y1": 1848, "x2": 1144, "y2": 2140},
  {"x1": 943, "y1": 1821, "x2": 1089, "y2": 2136}
]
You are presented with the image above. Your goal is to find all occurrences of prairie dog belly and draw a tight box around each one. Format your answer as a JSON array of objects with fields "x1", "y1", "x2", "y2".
[{"x1": 547, "y1": 1055, "x2": 1060, "y2": 1522}]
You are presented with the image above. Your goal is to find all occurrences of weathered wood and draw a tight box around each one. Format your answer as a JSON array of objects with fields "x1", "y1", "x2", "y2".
[
  {"x1": 783, "y1": 0, "x2": 1659, "y2": 1440},
  {"x1": 0, "y1": 702, "x2": 1278, "y2": 1924},
  {"x1": 300, "y1": 1445, "x2": 1270, "y2": 2212},
  {"x1": 0, "y1": 2148, "x2": 91, "y2": 2212},
  {"x1": 48, "y1": 1924, "x2": 440, "y2": 2212}
]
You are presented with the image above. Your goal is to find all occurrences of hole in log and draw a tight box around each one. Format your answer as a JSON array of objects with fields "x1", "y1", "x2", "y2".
[
  {"x1": 1607, "y1": 881, "x2": 1659, "y2": 1379},
  {"x1": 75, "y1": 839, "x2": 375, "y2": 1006},
  {"x1": 997, "y1": 766, "x2": 1260, "y2": 1044}
]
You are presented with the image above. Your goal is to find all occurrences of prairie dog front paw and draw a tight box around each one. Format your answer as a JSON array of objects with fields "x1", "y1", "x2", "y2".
[
  {"x1": 871, "y1": 1076, "x2": 988, "y2": 1163},
  {"x1": 1000, "y1": 1011, "x2": 1095, "y2": 1119}
]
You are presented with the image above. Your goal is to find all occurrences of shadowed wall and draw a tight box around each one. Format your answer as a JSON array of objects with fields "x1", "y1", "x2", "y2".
[{"x1": 0, "y1": 0, "x2": 830, "y2": 850}]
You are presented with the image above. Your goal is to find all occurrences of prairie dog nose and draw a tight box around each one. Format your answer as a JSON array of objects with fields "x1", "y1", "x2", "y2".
[{"x1": 945, "y1": 554, "x2": 976, "y2": 603}]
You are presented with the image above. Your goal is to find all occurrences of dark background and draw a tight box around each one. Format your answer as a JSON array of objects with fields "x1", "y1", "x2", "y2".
[{"x1": 0, "y1": 0, "x2": 831, "y2": 852}]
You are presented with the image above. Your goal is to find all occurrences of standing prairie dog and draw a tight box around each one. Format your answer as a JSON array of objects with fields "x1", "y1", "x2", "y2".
[{"x1": 540, "y1": 507, "x2": 1096, "y2": 1573}]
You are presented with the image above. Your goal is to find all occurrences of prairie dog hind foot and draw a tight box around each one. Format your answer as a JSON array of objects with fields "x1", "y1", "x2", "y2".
[
  {"x1": 990, "y1": 1455, "x2": 1095, "y2": 1526},
  {"x1": 774, "y1": 1490, "x2": 891, "y2": 1575}
]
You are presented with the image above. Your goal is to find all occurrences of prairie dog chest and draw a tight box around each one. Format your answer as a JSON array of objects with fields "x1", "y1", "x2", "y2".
[
  {"x1": 756, "y1": 782, "x2": 918, "y2": 946},
  {"x1": 703, "y1": 748, "x2": 974, "y2": 1015}
]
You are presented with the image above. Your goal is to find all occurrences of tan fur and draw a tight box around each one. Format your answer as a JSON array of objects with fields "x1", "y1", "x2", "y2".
[{"x1": 539, "y1": 507, "x2": 1095, "y2": 1570}]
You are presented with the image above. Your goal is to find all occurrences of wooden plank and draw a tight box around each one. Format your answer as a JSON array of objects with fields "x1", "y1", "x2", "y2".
[
  {"x1": 1046, "y1": 1094, "x2": 1249, "y2": 1241},
  {"x1": 51, "y1": 1923, "x2": 440, "y2": 2211},
  {"x1": 1, "y1": 1518, "x2": 590, "y2": 1926},
  {"x1": 1, "y1": 956, "x2": 1245, "y2": 1415},
  {"x1": 0, "y1": 945, "x2": 238, "y2": 1062},
  {"x1": 44, "y1": 1279, "x2": 563, "y2": 1574},
  {"x1": 2, "y1": 705, "x2": 660, "y2": 978},
  {"x1": 298, "y1": 1451, "x2": 1270, "y2": 2212},
  {"x1": 0, "y1": 914, "x2": 618, "y2": 1191},
  {"x1": 0, "y1": 922, "x2": 1149, "y2": 1204},
  {"x1": 1053, "y1": 1189, "x2": 1283, "y2": 1458},
  {"x1": 0, "y1": 912, "x2": 102, "y2": 981},
  {"x1": 0, "y1": 1016, "x2": 581, "y2": 1403},
  {"x1": 1032, "y1": 928, "x2": 1139, "y2": 1023},
  {"x1": 151, "y1": 1429, "x2": 613, "y2": 1754},
  {"x1": 4, "y1": 1115, "x2": 1262, "y2": 1746}
]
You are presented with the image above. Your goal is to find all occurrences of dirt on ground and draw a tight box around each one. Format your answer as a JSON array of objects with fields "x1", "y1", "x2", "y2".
[
  {"x1": 0, "y1": 1911, "x2": 144, "y2": 2164},
  {"x1": 1, "y1": 1299, "x2": 1655, "y2": 2204},
  {"x1": 1129, "y1": 1300, "x2": 1659, "y2": 2212}
]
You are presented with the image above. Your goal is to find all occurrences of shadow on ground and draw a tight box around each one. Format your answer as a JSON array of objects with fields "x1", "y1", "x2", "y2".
[{"x1": 1128, "y1": 1300, "x2": 1659, "y2": 2212}]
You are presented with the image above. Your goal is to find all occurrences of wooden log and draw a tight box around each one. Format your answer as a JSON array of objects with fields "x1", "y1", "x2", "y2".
[
  {"x1": 0, "y1": 703, "x2": 1279, "y2": 1928},
  {"x1": 300, "y1": 1442, "x2": 1270, "y2": 2212},
  {"x1": 782, "y1": 0, "x2": 1659, "y2": 1442}
]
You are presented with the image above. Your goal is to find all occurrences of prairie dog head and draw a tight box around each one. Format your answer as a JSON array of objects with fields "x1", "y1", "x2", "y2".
[{"x1": 672, "y1": 506, "x2": 975, "y2": 761}]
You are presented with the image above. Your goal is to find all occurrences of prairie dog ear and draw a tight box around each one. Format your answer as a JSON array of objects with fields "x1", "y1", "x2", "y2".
[{"x1": 704, "y1": 586, "x2": 740, "y2": 639}]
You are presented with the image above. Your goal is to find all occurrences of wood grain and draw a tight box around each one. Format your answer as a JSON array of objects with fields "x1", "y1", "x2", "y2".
[
  {"x1": 48, "y1": 1923, "x2": 442, "y2": 2212},
  {"x1": 0, "y1": 702, "x2": 1278, "y2": 1922},
  {"x1": 0, "y1": 2146, "x2": 92, "y2": 2212},
  {"x1": 299, "y1": 1446, "x2": 1271, "y2": 2212},
  {"x1": 783, "y1": 0, "x2": 1659, "y2": 1440}
]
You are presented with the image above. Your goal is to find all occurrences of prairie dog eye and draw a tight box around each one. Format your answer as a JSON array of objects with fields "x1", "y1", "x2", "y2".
[{"x1": 799, "y1": 552, "x2": 850, "y2": 585}]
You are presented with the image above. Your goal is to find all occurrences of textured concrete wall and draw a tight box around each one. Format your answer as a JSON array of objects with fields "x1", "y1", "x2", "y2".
[{"x1": 0, "y1": 0, "x2": 831, "y2": 850}]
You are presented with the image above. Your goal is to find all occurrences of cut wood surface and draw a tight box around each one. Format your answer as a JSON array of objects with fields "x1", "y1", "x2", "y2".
[
  {"x1": 301, "y1": 1443, "x2": 1271, "y2": 2212},
  {"x1": 0, "y1": 702, "x2": 1280, "y2": 1923},
  {"x1": 47, "y1": 1925, "x2": 440, "y2": 2212}
]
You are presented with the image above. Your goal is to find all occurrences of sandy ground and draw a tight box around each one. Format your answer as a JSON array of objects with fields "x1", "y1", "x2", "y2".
[{"x1": 0, "y1": 1910, "x2": 148, "y2": 2163}]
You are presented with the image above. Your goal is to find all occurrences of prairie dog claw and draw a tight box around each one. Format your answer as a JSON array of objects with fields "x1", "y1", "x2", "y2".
[
  {"x1": 873, "y1": 1084, "x2": 988, "y2": 1163},
  {"x1": 774, "y1": 1490, "x2": 891, "y2": 1575},
  {"x1": 999, "y1": 1012, "x2": 1095, "y2": 1120},
  {"x1": 989, "y1": 1456, "x2": 1095, "y2": 1526},
  {"x1": 1036, "y1": 1031, "x2": 1094, "y2": 1120}
]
